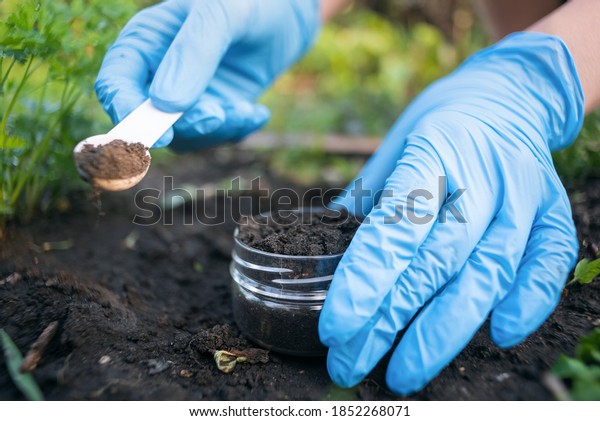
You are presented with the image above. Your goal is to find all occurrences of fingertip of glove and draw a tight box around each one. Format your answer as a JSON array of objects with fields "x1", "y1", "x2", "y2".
[
  {"x1": 489, "y1": 317, "x2": 527, "y2": 349},
  {"x1": 151, "y1": 128, "x2": 174, "y2": 149},
  {"x1": 385, "y1": 368, "x2": 427, "y2": 396},
  {"x1": 253, "y1": 104, "x2": 271, "y2": 125},
  {"x1": 149, "y1": 84, "x2": 195, "y2": 113},
  {"x1": 318, "y1": 295, "x2": 367, "y2": 348},
  {"x1": 492, "y1": 335, "x2": 522, "y2": 349},
  {"x1": 196, "y1": 116, "x2": 225, "y2": 134},
  {"x1": 318, "y1": 310, "x2": 350, "y2": 348},
  {"x1": 386, "y1": 380, "x2": 422, "y2": 396},
  {"x1": 491, "y1": 331, "x2": 525, "y2": 349},
  {"x1": 318, "y1": 318, "x2": 337, "y2": 347},
  {"x1": 326, "y1": 351, "x2": 363, "y2": 388},
  {"x1": 150, "y1": 95, "x2": 194, "y2": 114},
  {"x1": 224, "y1": 102, "x2": 270, "y2": 129}
]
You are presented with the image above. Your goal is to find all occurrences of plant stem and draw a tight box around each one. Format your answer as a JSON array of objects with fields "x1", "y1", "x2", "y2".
[
  {"x1": 0, "y1": 57, "x2": 18, "y2": 92},
  {"x1": 0, "y1": 56, "x2": 35, "y2": 137},
  {"x1": 9, "y1": 82, "x2": 81, "y2": 207},
  {"x1": 32, "y1": 72, "x2": 51, "y2": 139}
]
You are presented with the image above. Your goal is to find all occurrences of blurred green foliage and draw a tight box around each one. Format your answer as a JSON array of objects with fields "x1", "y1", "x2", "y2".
[
  {"x1": 552, "y1": 328, "x2": 600, "y2": 400},
  {"x1": 262, "y1": 10, "x2": 486, "y2": 136},
  {"x1": 0, "y1": 0, "x2": 136, "y2": 225},
  {"x1": 0, "y1": 1, "x2": 598, "y2": 225},
  {"x1": 0, "y1": 329, "x2": 44, "y2": 401},
  {"x1": 262, "y1": 7, "x2": 600, "y2": 183},
  {"x1": 269, "y1": 145, "x2": 366, "y2": 187},
  {"x1": 553, "y1": 110, "x2": 600, "y2": 182}
]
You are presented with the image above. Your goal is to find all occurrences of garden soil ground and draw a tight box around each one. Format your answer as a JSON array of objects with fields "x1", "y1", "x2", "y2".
[{"x1": 1, "y1": 146, "x2": 599, "y2": 400}]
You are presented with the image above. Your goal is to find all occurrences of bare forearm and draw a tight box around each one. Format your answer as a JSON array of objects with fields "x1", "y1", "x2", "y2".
[
  {"x1": 528, "y1": 0, "x2": 600, "y2": 114},
  {"x1": 474, "y1": 0, "x2": 563, "y2": 40},
  {"x1": 320, "y1": 0, "x2": 352, "y2": 21}
]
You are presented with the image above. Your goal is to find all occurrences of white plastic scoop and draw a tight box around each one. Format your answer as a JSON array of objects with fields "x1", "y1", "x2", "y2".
[{"x1": 73, "y1": 99, "x2": 182, "y2": 191}]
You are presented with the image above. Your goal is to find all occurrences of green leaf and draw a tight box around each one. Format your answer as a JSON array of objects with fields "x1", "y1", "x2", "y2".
[
  {"x1": 552, "y1": 355, "x2": 590, "y2": 379},
  {"x1": 0, "y1": 135, "x2": 27, "y2": 150},
  {"x1": 325, "y1": 384, "x2": 359, "y2": 400},
  {"x1": 0, "y1": 329, "x2": 44, "y2": 401},
  {"x1": 573, "y1": 258, "x2": 589, "y2": 279},
  {"x1": 572, "y1": 258, "x2": 600, "y2": 285},
  {"x1": 552, "y1": 328, "x2": 600, "y2": 400},
  {"x1": 0, "y1": 203, "x2": 15, "y2": 216},
  {"x1": 570, "y1": 376, "x2": 600, "y2": 401},
  {"x1": 576, "y1": 328, "x2": 600, "y2": 364}
]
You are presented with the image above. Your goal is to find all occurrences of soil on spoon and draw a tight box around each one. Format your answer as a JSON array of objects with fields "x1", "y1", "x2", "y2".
[{"x1": 75, "y1": 139, "x2": 149, "y2": 180}]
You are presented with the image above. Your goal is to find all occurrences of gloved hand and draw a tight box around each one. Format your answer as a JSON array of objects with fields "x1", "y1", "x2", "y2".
[
  {"x1": 94, "y1": 0, "x2": 320, "y2": 151},
  {"x1": 319, "y1": 32, "x2": 584, "y2": 394}
]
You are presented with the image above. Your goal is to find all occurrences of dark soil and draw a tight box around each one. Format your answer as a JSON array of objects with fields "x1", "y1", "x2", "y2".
[
  {"x1": 1, "y1": 146, "x2": 599, "y2": 400},
  {"x1": 238, "y1": 210, "x2": 360, "y2": 256},
  {"x1": 76, "y1": 139, "x2": 149, "y2": 180}
]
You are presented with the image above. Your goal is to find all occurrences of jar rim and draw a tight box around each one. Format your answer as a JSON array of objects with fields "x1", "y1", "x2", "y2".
[{"x1": 233, "y1": 207, "x2": 350, "y2": 260}]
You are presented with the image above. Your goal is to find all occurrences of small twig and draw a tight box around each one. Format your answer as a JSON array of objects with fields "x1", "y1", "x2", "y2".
[
  {"x1": 0, "y1": 272, "x2": 22, "y2": 286},
  {"x1": 20, "y1": 321, "x2": 59, "y2": 373},
  {"x1": 29, "y1": 239, "x2": 74, "y2": 253},
  {"x1": 242, "y1": 132, "x2": 381, "y2": 155},
  {"x1": 542, "y1": 372, "x2": 572, "y2": 401},
  {"x1": 41, "y1": 239, "x2": 74, "y2": 252}
]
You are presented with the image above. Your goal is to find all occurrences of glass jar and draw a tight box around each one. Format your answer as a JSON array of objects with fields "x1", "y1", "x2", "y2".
[{"x1": 230, "y1": 218, "x2": 344, "y2": 356}]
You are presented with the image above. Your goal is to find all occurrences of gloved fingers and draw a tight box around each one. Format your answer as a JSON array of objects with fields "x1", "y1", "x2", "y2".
[
  {"x1": 385, "y1": 211, "x2": 534, "y2": 395},
  {"x1": 95, "y1": 82, "x2": 149, "y2": 128},
  {"x1": 326, "y1": 178, "x2": 497, "y2": 387},
  {"x1": 150, "y1": 1, "x2": 236, "y2": 112},
  {"x1": 95, "y1": 3, "x2": 183, "y2": 124},
  {"x1": 152, "y1": 127, "x2": 175, "y2": 149},
  {"x1": 326, "y1": 313, "x2": 387, "y2": 388},
  {"x1": 163, "y1": 96, "x2": 226, "y2": 149},
  {"x1": 319, "y1": 139, "x2": 446, "y2": 347},
  {"x1": 210, "y1": 102, "x2": 270, "y2": 142},
  {"x1": 169, "y1": 100, "x2": 270, "y2": 152},
  {"x1": 490, "y1": 193, "x2": 578, "y2": 348}
]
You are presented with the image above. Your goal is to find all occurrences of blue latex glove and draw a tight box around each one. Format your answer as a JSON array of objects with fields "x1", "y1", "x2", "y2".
[
  {"x1": 94, "y1": 0, "x2": 320, "y2": 151},
  {"x1": 319, "y1": 32, "x2": 584, "y2": 394}
]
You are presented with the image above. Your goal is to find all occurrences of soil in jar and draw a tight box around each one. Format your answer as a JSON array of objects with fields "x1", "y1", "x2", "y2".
[
  {"x1": 232, "y1": 286, "x2": 329, "y2": 356},
  {"x1": 75, "y1": 139, "x2": 149, "y2": 180},
  {"x1": 234, "y1": 209, "x2": 361, "y2": 356},
  {"x1": 237, "y1": 209, "x2": 360, "y2": 256}
]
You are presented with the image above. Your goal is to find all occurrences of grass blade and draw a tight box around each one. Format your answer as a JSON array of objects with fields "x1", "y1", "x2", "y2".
[{"x1": 0, "y1": 329, "x2": 44, "y2": 401}]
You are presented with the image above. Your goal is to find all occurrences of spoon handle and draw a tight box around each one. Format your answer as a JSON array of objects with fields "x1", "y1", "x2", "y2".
[{"x1": 107, "y1": 99, "x2": 183, "y2": 148}]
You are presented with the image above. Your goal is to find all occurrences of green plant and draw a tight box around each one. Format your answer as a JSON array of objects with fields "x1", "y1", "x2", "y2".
[
  {"x1": 261, "y1": 9, "x2": 486, "y2": 137},
  {"x1": 261, "y1": 7, "x2": 600, "y2": 182},
  {"x1": 553, "y1": 110, "x2": 600, "y2": 182},
  {"x1": 267, "y1": 146, "x2": 365, "y2": 187},
  {"x1": 552, "y1": 328, "x2": 600, "y2": 400},
  {"x1": 0, "y1": 0, "x2": 136, "y2": 226},
  {"x1": 0, "y1": 329, "x2": 44, "y2": 401},
  {"x1": 568, "y1": 257, "x2": 600, "y2": 286}
]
